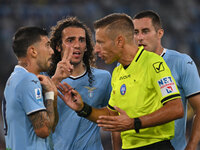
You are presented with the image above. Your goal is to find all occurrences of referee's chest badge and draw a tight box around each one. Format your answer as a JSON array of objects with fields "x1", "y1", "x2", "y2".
[{"x1": 120, "y1": 84, "x2": 126, "y2": 95}]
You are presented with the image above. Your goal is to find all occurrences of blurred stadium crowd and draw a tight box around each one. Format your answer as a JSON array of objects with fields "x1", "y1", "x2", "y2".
[{"x1": 0, "y1": 0, "x2": 200, "y2": 149}]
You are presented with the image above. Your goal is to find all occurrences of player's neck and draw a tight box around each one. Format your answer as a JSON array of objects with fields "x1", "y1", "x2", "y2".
[
  {"x1": 155, "y1": 45, "x2": 164, "y2": 56},
  {"x1": 18, "y1": 58, "x2": 39, "y2": 75},
  {"x1": 71, "y1": 62, "x2": 86, "y2": 77}
]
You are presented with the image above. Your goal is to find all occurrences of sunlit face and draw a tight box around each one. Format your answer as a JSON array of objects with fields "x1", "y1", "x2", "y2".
[
  {"x1": 35, "y1": 36, "x2": 54, "y2": 72},
  {"x1": 95, "y1": 27, "x2": 117, "y2": 64},
  {"x1": 133, "y1": 17, "x2": 162, "y2": 53},
  {"x1": 61, "y1": 27, "x2": 86, "y2": 66}
]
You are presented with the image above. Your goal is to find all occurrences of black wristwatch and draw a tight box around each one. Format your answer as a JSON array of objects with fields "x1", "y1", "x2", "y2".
[
  {"x1": 134, "y1": 118, "x2": 142, "y2": 133},
  {"x1": 76, "y1": 102, "x2": 92, "y2": 118}
]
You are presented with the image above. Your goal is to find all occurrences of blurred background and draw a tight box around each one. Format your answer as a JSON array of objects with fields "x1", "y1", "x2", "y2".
[{"x1": 0, "y1": 0, "x2": 200, "y2": 149}]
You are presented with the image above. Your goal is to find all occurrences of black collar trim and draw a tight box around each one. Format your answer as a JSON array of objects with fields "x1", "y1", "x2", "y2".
[
  {"x1": 69, "y1": 71, "x2": 87, "y2": 80},
  {"x1": 135, "y1": 48, "x2": 144, "y2": 62}
]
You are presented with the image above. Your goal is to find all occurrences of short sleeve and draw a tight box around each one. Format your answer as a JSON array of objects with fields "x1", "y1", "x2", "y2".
[
  {"x1": 17, "y1": 74, "x2": 46, "y2": 115},
  {"x1": 179, "y1": 55, "x2": 200, "y2": 98},
  {"x1": 149, "y1": 57, "x2": 181, "y2": 104}
]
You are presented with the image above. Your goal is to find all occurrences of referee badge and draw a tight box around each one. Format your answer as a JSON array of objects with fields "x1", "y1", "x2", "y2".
[
  {"x1": 120, "y1": 84, "x2": 126, "y2": 95},
  {"x1": 153, "y1": 62, "x2": 165, "y2": 73}
]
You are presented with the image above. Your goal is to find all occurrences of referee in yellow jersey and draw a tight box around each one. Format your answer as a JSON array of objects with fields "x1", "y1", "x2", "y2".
[{"x1": 57, "y1": 13, "x2": 184, "y2": 150}]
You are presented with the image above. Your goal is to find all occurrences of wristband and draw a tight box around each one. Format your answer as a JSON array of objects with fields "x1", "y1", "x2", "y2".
[
  {"x1": 45, "y1": 91, "x2": 54, "y2": 101},
  {"x1": 76, "y1": 102, "x2": 92, "y2": 118},
  {"x1": 134, "y1": 118, "x2": 142, "y2": 133}
]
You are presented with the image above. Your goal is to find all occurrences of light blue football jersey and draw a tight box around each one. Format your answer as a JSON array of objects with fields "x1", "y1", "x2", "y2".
[
  {"x1": 52, "y1": 67, "x2": 112, "y2": 150},
  {"x1": 2, "y1": 65, "x2": 50, "y2": 150},
  {"x1": 162, "y1": 49, "x2": 200, "y2": 150}
]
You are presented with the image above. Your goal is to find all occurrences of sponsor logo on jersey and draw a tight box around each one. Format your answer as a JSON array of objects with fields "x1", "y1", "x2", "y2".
[
  {"x1": 35, "y1": 88, "x2": 42, "y2": 99},
  {"x1": 120, "y1": 84, "x2": 126, "y2": 95},
  {"x1": 153, "y1": 62, "x2": 165, "y2": 73},
  {"x1": 84, "y1": 86, "x2": 96, "y2": 98},
  {"x1": 166, "y1": 86, "x2": 173, "y2": 93},
  {"x1": 119, "y1": 74, "x2": 131, "y2": 80},
  {"x1": 157, "y1": 76, "x2": 178, "y2": 96},
  {"x1": 31, "y1": 80, "x2": 39, "y2": 84},
  {"x1": 187, "y1": 61, "x2": 193, "y2": 65}
]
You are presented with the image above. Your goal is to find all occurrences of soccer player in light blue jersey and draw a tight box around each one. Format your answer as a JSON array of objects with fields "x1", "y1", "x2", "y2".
[
  {"x1": 133, "y1": 10, "x2": 200, "y2": 150},
  {"x1": 2, "y1": 27, "x2": 58, "y2": 150},
  {"x1": 48, "y1": 17, "x2": 112, "y2": 150}
]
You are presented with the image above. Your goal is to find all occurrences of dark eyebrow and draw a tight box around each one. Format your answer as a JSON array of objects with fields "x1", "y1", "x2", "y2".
[
  {"x1": 66, "y1": 37, "x2": 76, "y2": 40},
  {"x1": 79, "y1": 36, "x2": 85, "y2": 40},
  {"x1": 142, "y1": 28, "x2": 150, "y2": 31}
]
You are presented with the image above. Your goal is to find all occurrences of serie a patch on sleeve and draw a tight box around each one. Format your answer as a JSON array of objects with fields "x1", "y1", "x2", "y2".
[
  {"x1": 35, "y1": 88, "x2": 42, "y2": 99},
  {"x1": 157, "y1": 76, "x2": 178, "y2": 97}
]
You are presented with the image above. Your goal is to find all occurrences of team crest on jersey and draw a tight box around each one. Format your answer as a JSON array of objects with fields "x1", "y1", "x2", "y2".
[
  {"x1": 84, "y1": 86, "x2": 96, "y2": 98},
  {"x1": 120, "y1": 84, "x2": 126, "y2": 95},
  {"x1": 35, "y1": 88, "x2": 42, "y2": 100},
  {"x1": 153, "y1": 62, "x2": 165, "y2": 73},
  {"x1": 157, "y1": 76, "x2": 178, "y2": 97}
]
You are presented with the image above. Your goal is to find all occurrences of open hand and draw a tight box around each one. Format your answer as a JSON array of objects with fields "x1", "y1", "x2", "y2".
[
  {"x1": 57, "y1": 82, "x2": 84, "y2": 111},
  {"x1": 97, "y1": 106, "x2": 134, "y2": 132}
]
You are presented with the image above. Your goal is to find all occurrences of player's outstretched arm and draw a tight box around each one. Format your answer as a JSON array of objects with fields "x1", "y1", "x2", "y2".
[
  {"x1": 97, "y1": 98, "x2": 184, "y2": 132},
  {"x1": 58, "y1": 82, "x2": 116, "y2": 123}
]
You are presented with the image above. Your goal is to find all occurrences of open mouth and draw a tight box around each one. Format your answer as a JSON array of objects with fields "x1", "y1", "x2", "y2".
[
  {"x1": 138, "y1": 44, "x2": 145, "y2": 47},
  {"x1": 73, "y1": 51, "x2": 81, "y2": 56}
]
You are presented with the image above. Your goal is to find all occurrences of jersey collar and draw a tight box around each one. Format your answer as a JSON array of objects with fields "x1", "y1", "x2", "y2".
[
  {"x1": 134, "y1": 46, "x2": 144, "y2": 62},
  {"x1": 15, "y1": 65, "x2": 28, "y2": 72},
  {"x1": 160, "y1": 48, "x2": 167, "y2": 57}
]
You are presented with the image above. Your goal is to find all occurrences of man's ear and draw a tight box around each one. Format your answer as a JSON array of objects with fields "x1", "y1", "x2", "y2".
[
  {"x1": 27, "y1": 45, "x2": 38, "y2": 58},
  {"x1": 115, "y1": 35, "x2": 125, "y2": 48},
  {"x1": 158, "y1": 28, "x2": 164, "y2": 39}
]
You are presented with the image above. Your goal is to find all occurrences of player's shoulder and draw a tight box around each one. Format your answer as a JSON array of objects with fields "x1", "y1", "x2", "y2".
[
  {"x1": 17, "y1": 71, "x2": 40, "y2": 89},
  {"x1": 143, "y1": 50, "x2": 165, "y2": 65},
  {"x1": 166, "y1": 49, "x2": 192, "y2": 61},
  {"x1": 24, "y1": 72, "x2": 39, "y2": 81},
  {"x1": 91, "y1": 67, "x2": 111, "y2": 77}
]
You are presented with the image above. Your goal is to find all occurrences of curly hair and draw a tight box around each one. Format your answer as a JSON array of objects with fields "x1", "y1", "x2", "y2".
[{"x1": 48, "y1": 17, "x2": 95, "y2": 86}]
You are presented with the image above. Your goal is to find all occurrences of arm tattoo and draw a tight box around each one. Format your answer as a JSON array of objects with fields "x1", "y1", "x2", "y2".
[
  {"x1": 29, "y1": 110, "x2": 51, "y2": 130},
  {"x1": 44, "y1": 99, "x2": 55, "y2": 129}
]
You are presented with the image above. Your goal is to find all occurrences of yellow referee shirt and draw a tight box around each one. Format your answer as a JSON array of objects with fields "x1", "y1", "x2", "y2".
[{"x1": 108, "y1": 46, "x2": 180, "y2": 149}]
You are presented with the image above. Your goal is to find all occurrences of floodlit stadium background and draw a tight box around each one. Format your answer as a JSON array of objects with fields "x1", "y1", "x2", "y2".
[{"x1": 0, "y1": 0, "x2": 200, "y2": 149}]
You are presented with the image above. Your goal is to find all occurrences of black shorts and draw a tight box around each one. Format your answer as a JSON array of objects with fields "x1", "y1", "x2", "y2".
[{"x1": 123, "y1": 140, "x2": 174, "y2": 150}]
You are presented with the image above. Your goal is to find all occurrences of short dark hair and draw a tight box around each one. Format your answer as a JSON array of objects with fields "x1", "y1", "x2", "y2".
[
  {"x1": 49, "y1": 17, "x2": 95, "y2": 86},
  {"x1": 133, "y1": 10, "x2": 162, "y2": 31},
  {"x1": 12, "y1": 26, "x2": 48, "y2": 58},
  {"x1": 94, "y1": 13, "x2": 134, "y2": 42}
]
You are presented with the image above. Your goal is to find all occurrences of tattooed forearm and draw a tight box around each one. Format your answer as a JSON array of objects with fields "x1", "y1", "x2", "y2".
[
  {"x1": 44, "y1": 99, "x2": 55, "y2": 129},
  {"x1": 29, "y1": 111, "x2": 51, "y2": 130}
]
